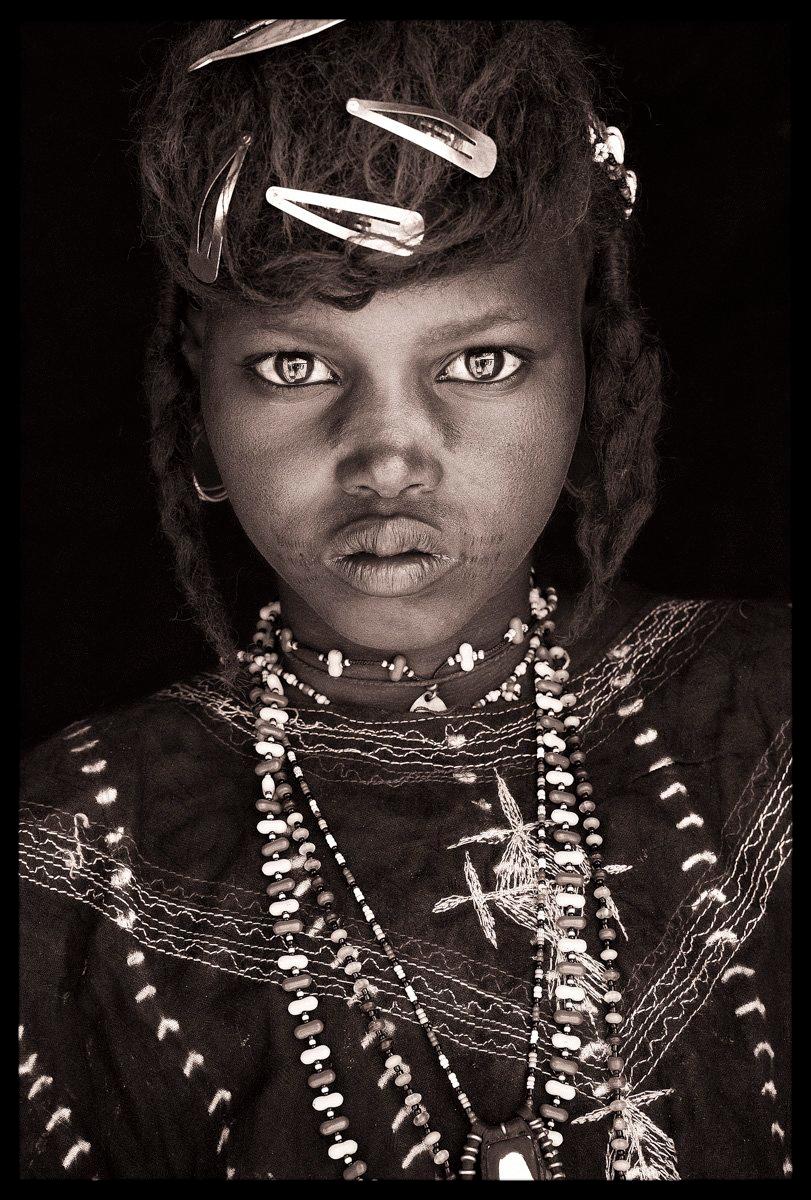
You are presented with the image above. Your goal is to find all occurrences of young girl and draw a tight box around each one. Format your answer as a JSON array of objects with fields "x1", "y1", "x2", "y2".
[{"x1": 20, "y1": 20, "x2": 790, "y2": 1180}]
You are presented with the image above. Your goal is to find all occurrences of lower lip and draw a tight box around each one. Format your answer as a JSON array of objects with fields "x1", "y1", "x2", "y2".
[{"x1": 327, "y1": 551, "x2": 457, "y2": 597}]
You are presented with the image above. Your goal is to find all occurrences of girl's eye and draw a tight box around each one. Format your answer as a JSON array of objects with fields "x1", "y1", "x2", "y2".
[
  {"x1": 436, "y1": 348, "x2": 524, "y2": 384},
  {"x1": 252, "y1": 352, "x2": 337, "y2": 387}
]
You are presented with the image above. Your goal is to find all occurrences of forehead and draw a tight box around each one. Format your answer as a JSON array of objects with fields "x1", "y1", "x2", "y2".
[{"x1": 214, "y1": 236, "x2": 586, "y2": 343}]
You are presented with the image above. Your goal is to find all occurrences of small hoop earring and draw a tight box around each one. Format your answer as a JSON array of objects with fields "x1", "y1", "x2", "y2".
[{"x1": 192, "y1": 473, "x2": 229, "y2": 503}]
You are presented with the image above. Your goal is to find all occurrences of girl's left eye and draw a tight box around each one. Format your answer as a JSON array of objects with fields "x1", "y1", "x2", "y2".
[
  {"x1": 436, "y1": 348, "x2": 524, "y2": 384},
  {"x1": 251, "y1": 351, "x2": 337, "y2": 387}
]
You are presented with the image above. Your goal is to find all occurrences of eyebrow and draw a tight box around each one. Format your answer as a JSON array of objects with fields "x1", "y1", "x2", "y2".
[{"x1": 417, "y1": 308, "x2": 534, "y2": 344}]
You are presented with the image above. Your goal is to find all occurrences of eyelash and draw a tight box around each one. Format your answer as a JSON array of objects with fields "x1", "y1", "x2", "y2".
[{"x1": 245, "y1": 346, "x2": 531, "y2": 391}]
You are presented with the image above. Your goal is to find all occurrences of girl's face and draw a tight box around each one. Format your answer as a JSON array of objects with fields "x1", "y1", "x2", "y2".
[{"x1": 193, "y1": 240, "x2": 587, "y2": 653}]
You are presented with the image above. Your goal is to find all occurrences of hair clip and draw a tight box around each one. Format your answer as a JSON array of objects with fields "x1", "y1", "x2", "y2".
[
  {"x1": 589, "y1": 120, "x2": 638, "y2": 219},
  {"x1": 188, "y1": 134, "x2": 252, "y2": 284},
  {"x1": 346, "y1": 98, "x2": 497, "y2": 179},
  {"x1": 266, "y1": 186, "x2": 425, "y2": 257},
  {"x1": 188, "y1": 19, "x2": 345, "y2": 72}
]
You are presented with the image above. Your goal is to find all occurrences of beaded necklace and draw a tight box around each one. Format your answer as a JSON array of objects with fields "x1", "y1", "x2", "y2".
[{"x1": 239, "y1": 582, "x2": 629, "y2": 1180}]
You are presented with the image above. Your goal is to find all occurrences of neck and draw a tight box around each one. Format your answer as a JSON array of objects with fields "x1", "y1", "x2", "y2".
[{"x1": 271, "y1": 562, "x2": 573, "y2": 713}]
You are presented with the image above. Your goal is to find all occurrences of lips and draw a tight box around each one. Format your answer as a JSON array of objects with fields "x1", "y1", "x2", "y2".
[{"x1": 326, "y1": 515, "x2": 458, "y2": 597}]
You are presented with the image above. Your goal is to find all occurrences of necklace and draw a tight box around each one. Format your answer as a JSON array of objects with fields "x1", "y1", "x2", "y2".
[{"x1": 239, "y1": 582, "x2": 629, "y2": 1180}]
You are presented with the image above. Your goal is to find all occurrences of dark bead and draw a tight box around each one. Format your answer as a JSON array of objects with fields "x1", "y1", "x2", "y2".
[
  {"x1": 308, "y1": 876, "x2": 325, "y2": 891},
  {"x1": 576, "y1": 782, "x2": 593, "y2": 796},
  {"x1": 550, "y1": 1056, "x2": 578, "y2": 1076},
  {"x1": 557, "y1": 915, "x2": 587, "y2": 930},
  {"x1": 281, "y1": 973, "x2": 311, "y2": 992},
  {"x1": 552, "y1": 828, "x2": 581, "y2": 844},
  {"x1": 320, "y1": 1116, "x2": 349, "y2": 1136},
  {"x1": 294, "y1": 1019, "x2": 324, "y2": 1040},
  {"x1": 379, "y1": 1038, "x2": 393, "y2": 1052},
  {"x1": 592, "y1": 868, "x2": 607, "y2": 882},
  {"x1": 540, "y1": 1104, "x2": 568, "y2": 1123},
  {"x1": 316, "y1": 890, "x2": 335, "y2": 907},
  {"x1": 273, "y1": 919, "x2": 303, "y2": 935},
  {"x1": 553, "y1": 1009, "x2": 583, "y2": 1026},
  {"x1": 304, "y1": 858, "x2": 322, "y2": 873},
  {"x1": 361, "y1": 1000, "x2": 375, "y2": 1013},
  {"x1": 265, "y1": 879, "x2": 290, "y2": 899},
  {"x1": 412, "y1": 1112, "x2": 429, "y2": 1127},
  {"x1": 554, "y1": 871, "x2": 583, "y2": 886},
  {"x1": 276, "y1": 783, "x2": 293, "y2": 799},
  {"x1": 603, "y1": 968, "x2": 621, "y2": 982},
  {"x1": 261, "y1": 837, "x2": 290, "y2": 856},
  {"x1": 255, "y1": 798, "x2": 281, "y2": 813},
  {"x1": 591, "y1": 853, "x2": 604, "y2": 865},
  {"x1": 308, "y1": 1069, "x2": 335, "y2": 1089},
  {"x1": 290, "y1": 827, "x2": 310, "y2": 842},
  {"x1": 343, "y1": 1162, "x2": 367, "y2": 1180}
]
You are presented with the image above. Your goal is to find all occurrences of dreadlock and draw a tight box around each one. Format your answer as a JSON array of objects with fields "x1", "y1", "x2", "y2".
[{"x1": 136, "y1": 19, "x2": 663, "y2": 671}]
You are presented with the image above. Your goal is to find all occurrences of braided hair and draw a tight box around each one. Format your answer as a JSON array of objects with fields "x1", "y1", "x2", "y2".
[{"x1": 137, "y1": 20, "x2": 663, "y2": 675}]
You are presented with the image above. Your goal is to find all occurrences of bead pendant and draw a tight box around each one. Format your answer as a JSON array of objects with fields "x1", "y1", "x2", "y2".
[
  {"x1": 462, "y1": 1116, "x2": 552, "y2": 1180},
  {"x1": 409, "y1": 688, "x2": 447, "y2": 712}
]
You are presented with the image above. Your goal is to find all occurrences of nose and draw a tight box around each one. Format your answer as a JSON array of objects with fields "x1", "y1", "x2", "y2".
[{"x1": 334, "y1": 379, "x2": 444, "y2": 499}]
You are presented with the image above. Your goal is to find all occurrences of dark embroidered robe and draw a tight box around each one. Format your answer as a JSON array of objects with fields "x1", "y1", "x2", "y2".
[{"x1": 19, "y1": 593, "x2": 791, "y2": 1179}]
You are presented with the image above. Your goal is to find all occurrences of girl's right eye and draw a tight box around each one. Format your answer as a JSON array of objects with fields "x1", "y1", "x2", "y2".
[{"x1": 250, "y1": 351, "x2": 338, "y2": 388}]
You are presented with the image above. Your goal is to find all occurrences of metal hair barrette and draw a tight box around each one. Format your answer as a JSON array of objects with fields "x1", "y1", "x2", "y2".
[
  {"x1": 188, "y1": 134, "x2": 252, "y2": 284},
  {"x1": 188, "y1": 18, "x2": 345, "y2": 72},
  {"x1": 589, "y1": 120, "x2": 638, "y2": 218},
  {"x1": 266, "y1": 186, "x2": 425, "y2": 257},
  {"x1": 346, "y1": 98, "x2": 497, "y2": 179}
]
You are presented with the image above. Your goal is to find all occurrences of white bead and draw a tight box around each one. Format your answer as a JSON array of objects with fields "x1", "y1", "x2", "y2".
[
  {"x1": 555, "y1": 984, "x2": 585, "y2": 1003},
  {"x1": 269, "y1": 899, "x2": 299, "y2": 917},
  {"x1": 551, "y1": 809, "x2": 579, "y2": 825},
  {"x1": 546, "y1": 1130, "x2": 563, "y2": 1147},
  {"x1": 605, "y1": 125, "x2": 626, "y2": 164},
  {"x1": 545, "y1": 1079, "x2": 576, "y2": 1101},
  {"x1": 287, "y1": 995, "x2": 318, "y2": 1017},
  {"x1": 259, "y1": 706, "x2": 289, "y2": 724},
  {"x1": 257, "y1": 819, "x2": 287, "y2": 835},
  {"x1": 543, "y1": 731, "x2": 566, "y2": 750},
  {"x1": 552, "y1": 1032, "x2": 582, "y2": 1051},
  {"x1": 547, "y1": 770, "x2": 574, "y2": 787},
  {"x1": 603, "y1": 990, "x2": 623, "y2": 1004},
  {"x1": 313, "y1": 1092, "x2": 343, "y2": 1111},
  {"x1": 553, "y1": 850, "x2": 584, "y2": 867},
  {"x1": 328, "y1": 1140, "x2": 358, "y2": 1159},
  {"x1": 534, "y1": 661, "x2": 555, "y2": 678},
  {"x1": 265, "y1": 675, "x2": 284, "y2": 694},
  {"x1": 555, "y1": 891, "x2": 585, "y2": 909},
  {"x1": 261, "y1": 858, "x2": 292, "y2": 876},
  {"x1": 261, "y1": 775, "x2": 276, "y2": 796},
  {"x1": 458, "y1": 643, "x2": 476, "y2": 672},
  {"x1": 300, "y1": 1045, "x2": 330, "y2": 1065},
  {"x1": 536, "y1": 693, "x2": 564, "y2": 713},
  {"x1": 558, "y1": 937, "x2": 587, "y2": 954},
  {"x1": 327, "y1": 649, "x2": 344, "y2": 678},
  {"x1": 278, "y1": 954, "x2": 308, "y2": 971},
  {"x1": 255, "y1": 740, "x2": 285, "y2": 757}
]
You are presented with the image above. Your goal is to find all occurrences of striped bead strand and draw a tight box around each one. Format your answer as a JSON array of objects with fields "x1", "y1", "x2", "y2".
[
  {"x1": 252, "y1": 697, "x2": 367, "y2": 1180},
  {"x1": 281, "y1": 738, "x2": 457, "y2": 1177},
  {"x1": 564, "y1": 714, "x2": 629, "y2": 1178}
]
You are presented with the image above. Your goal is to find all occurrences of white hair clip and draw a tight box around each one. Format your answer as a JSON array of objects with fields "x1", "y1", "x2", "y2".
[
  {"x1": 589, "y1": 120, "x2": 638, "y2": 219},
  {"x1": 266, "y1": 186, "x2": 425, "y2": 257},
  {"x1": 345, "y1": 98, "x2": 497, "y2": 179},
  {"x1": 188, "y1": 133, "x2": 252, "y2": 284},
  {"x1": 188, "y1": 19, "x2": 345, "y2": 72}
]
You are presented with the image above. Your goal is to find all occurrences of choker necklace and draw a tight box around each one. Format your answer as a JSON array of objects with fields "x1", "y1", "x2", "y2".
[
  {"x1": 254, "y1": 583, "x2": 554, "y2": 713},
  {"x1": 238, "y1": 581, "x2": 628, "y2": 1180}
]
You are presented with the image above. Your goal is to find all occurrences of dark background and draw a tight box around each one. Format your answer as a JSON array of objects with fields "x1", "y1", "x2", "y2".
[{"x1": 21, "y1": 21, "x2": 790, "y2": 748}]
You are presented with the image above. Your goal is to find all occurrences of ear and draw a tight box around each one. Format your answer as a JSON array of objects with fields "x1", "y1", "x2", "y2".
[{"x1": 180, "y1": 302, "x2": 206, "y2": 380}]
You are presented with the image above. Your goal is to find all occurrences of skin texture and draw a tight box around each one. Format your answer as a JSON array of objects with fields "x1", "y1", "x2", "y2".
[{"x1": 184, "y1": 239, "x2": 587, "y2": 709}]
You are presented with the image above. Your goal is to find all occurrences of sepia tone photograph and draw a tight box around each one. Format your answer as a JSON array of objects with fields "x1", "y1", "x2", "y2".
[{"x1": 21, "y1": 19, "x2": 790, "y2": 1180}]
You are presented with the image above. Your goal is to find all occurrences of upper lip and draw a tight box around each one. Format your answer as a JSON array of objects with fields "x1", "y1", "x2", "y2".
[{"x1": 329, "y1": 515, "x2": 452, "y2": 560}]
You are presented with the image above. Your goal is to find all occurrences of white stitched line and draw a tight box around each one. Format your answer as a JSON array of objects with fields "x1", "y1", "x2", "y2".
[
  {"x1": 761, "y1": 1081, "x2": 777, "y2": 1099},
  {"x1": 105, "y1": 827, "x2": 124, "y2": 845},
  {"x1": 227, "y1": 1166, "x2": 236, "y2": 1178},
  {"x1": 634, "y1": 728, "x2": 658, "y2": 746},
  {"x1": 676, "y1": 814, "x2": 704, "y2": 829},
  {"x1": 690, "y1": 889, "x2": 727, "y2": 909},
  {"x1": 126, "y1": 950, "x2": 145, "y2": 967},
  {"x1": 721, "y1": 965, "x2": 755, "y2": 983},
  {"x1": 783, "y1": 1158, "x2": 792, "y2": 1175},
  {"x1": 660, "y1": 781, "x2": 687, "y2": 799},
  {"x1": 46, "y1": 1107, "x2": 71, "y2": 1132},
  {"x1": 135, "y1": 984, "x2": 156, "y2": 1003},
  {"x1": 208, "y1": 1088, "x2": 231, "y2": 1114},
  {"x1": 681, "y1": 851, "x2": 717, "y2": 872},
  {"x1": 28, "y1": 1075, "x2": 53, "y2": 1099},
  {"x1": 62, "y1": 1139, "x2": 91, "y2": 1170},
  {"x1": 95, "y1": 787, "x2": 117, "y2": 806},
  {"x1": 217, "y1": 1126, "x2": 230, "y2": 1154},
  {"x1": 111, "y1": 867, "x2": 133, "y2": 889},
  {"x1": 69, "y1": 740, "x2": 99, "y2": 753},
  {"x1": 81, "y1": 760, "x2": 107, "y2": 775},
  {"x1": 648, "y1": 756, "x2": 675, "y2": 773},
  {"x1": 771, "y1": 1122, "x2": 785, "y2": 1141},
  {"x1": 735, "y1": 998, "x2": 766, "y2": 1019},
  {"x1": 18, "y1": 1024, "x2": 24, "y2": 1041},
  {"x1": 157, "y1": 1017, "x2": 180, "y2": 1041},
  {"x1": 64, "y1": 725, "x2": 91, "y2": 740},
  {"x1": 610, "y1": 671, "x2": 635, "y2": 690},
  {"x1": 19, "y1": 1053, "x2": 37, "y2": 1075},
  {"x1": 754, "y1": 1042, "x2": 775, "y2": 1061},
  {"x1": 114, "y1": 910, "x2": 137, "y2": 931},
  {"x1": 704, "y1": 929, "x2": 739, "y2": 947},
  {"x1": 617, "y1": 698, "x2": 643, "y2": 717},
  {"x1": 184, "y1": 1052, "x2": 204, "y2": 1077}
]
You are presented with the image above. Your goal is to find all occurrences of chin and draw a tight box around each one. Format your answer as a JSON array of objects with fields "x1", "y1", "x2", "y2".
[{"x1": 319, "y1": 588, "x2": 473, "y2": 654}]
